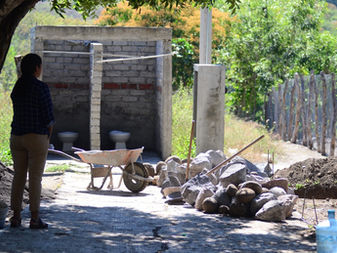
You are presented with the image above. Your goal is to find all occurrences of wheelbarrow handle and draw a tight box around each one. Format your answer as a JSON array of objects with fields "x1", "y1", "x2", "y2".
[{"x1": 48, "y1": 148, "x2": 82, "y2": 163}]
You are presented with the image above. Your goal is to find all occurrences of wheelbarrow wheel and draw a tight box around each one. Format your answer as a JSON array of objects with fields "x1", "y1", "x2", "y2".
[{"x1": 123, "y1": 162, "x2": 148, "y2": 193}]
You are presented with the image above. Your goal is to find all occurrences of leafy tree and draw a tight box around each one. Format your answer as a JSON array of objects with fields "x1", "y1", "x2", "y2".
[
  {"x1": 0, "y1": 0, "x2": 241, "y2": 73},
  {"x1": 217, "y1": 0, "x2": 330, "y2": 120},
  {"x1": 95, "y1": 2, "x2": 234, "y2": 88}
]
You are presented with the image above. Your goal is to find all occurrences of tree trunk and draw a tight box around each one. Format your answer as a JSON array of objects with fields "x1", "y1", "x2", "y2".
[
  {"x1": 321, "y1": 71, "x2": 327, "y2": 156},
  {"x1": 330, "y1": 73, "x2": 336, "y2": 157},
  {"x1": 0, "y1": 0, "x2": 39, "y2": 72},
  {"x1": 291, "y1": 73, "x2": 302, "y2": 143},
  {"x1": 287, "y1": 82, "x2": 296, "y2": 141}
]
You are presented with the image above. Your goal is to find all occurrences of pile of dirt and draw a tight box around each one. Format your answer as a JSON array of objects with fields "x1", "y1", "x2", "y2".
[
  {"x1": 275, "y1": 157, "x2": 337, "y2": 199},
  {"x1": 0, "y1": 162, "x2": 29, "y2": 209}
]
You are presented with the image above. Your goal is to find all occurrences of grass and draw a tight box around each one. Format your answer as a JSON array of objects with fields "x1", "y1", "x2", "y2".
[
  {"x1": 0, "y1": 86, "x2": 283, "y2": 166},
  {"x1": 172, "y1": 87, "x2": 283, "y2": 163},
  {"x1": 0, "y1": 91, "x2": 12, "y2": 165},
  {"x1": 45, "y1": 164, "x2": 71, "y2": 173}
]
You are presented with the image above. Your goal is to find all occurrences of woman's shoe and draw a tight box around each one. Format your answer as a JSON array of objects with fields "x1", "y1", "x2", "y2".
[
  {"x1": 9, "y1": 217, "x2": 21, "y2": 228},
  {"x1": 29, "y1": 218, "x2": 48, "y2": 229}
]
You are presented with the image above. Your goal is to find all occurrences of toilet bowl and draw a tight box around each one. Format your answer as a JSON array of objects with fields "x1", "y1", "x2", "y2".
[
  {"x1": 57, "y1": 131, "x2": 79, "y2": 152},
  {"x1": 109, "y1": 130, "x2": 130, "y2": 149}
]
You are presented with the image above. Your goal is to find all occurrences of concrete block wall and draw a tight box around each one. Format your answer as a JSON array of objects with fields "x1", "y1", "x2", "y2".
[{"x1": 32, "y1": 26, "x2": 172, "y2": 157}]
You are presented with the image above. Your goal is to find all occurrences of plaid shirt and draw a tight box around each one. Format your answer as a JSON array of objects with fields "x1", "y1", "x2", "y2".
[{"x1": 11, "y1": 75, "x2": 55, "y2": 136}]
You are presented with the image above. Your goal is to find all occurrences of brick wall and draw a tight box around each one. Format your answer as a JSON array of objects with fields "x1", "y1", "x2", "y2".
[{"x1": 43, "y1": 39, "x2": 158, "y2": 151}]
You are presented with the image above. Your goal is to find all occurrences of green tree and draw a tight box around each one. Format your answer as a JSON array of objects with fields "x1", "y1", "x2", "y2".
[
  {"x1": 216, "y1": 0, "x2": 330, "y2": 120},
  {"x1": 0, "y1": 0, "x2": 242, "y2": 73}
]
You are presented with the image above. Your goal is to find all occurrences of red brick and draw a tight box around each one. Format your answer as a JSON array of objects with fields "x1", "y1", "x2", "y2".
[{"x1": 139, "y1": 84, "x2": 154, "y2": 90}]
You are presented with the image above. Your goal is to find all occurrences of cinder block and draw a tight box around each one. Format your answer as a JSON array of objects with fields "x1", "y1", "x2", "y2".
[
  {"x1": 113, "y1": 41, "x2": 128, "y2": 46},
  {"x1": 129, "y1": 77, "x2": 146, "y2": 84}
]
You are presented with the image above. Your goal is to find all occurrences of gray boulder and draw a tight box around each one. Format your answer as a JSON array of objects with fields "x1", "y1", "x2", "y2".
[
  {"x1": 195, "y1": 188, "x2": 215, "y2": 211},
  {"x1": 278, "y1": 194, "x2": 298, "y2": 218},
  {"x1": 255, "y1": 200, "x2": 286, "y2": 221},
  {"x1": 202, "y1": 197, "x2": 219, "y2": 214},
  {"x1": 269, "y1": 186, "x2": 287, "y2": 197},
  {"x1": 262, "y1": 178, "x2": 289, "y2": 193},
  {"x1": 250, "y1": 192, "x2": 276, "y2": 215},
  {"x1": 218, "y1": 163, "x2": 247, "y2": 188},
  {"x1": 181, "y1": 174, "x2": 216, "y2": 206},
  {"x1": 189, "y1": 153, "x2": 212, "y2": 178},
  {"x1": 213, "y1": 188, "x2": 231, "y2": 206}
]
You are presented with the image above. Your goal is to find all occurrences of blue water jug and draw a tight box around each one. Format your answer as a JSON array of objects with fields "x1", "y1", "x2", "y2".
[{"x1": 316, "y1": 209, "x2": 337, "y2": 253}]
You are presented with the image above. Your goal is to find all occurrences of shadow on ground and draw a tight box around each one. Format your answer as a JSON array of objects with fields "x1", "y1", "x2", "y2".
[{"x1": 0, "y1": 203, "x2": 315, "y2": 253}]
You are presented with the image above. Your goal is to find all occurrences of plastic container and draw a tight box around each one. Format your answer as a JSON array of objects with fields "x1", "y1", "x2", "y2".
[{"x1": 316, "y1": 209, "x2": 337, "y2": 253}]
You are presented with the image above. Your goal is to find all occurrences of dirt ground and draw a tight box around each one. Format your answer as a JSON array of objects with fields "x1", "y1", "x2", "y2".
[{"x1": 1, "y1": 140, "x2": 336, "y2": 244}]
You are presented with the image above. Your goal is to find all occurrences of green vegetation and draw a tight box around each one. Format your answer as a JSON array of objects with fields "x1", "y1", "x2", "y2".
[
  {"x1": 0, "y1": 92, "x2": 12, "y2": 165},
  {"x1": 171, "y1": 88, "x2": 282, "y2": 162},
  {"x1": 295, "y1": 183, "x2": 305, "y2": 190},
  {"x1": 45, "y1": 164, "x2": 71, "y2": 173},
  {"x1": 0, "y1": 3, "x2": 92, "y2": 90},
  {"x1": 216, "y1": 0, "x2": 337, "y2": 120}
]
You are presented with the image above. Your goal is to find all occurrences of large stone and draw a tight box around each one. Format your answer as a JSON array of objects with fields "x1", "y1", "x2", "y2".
[
  {"x1": 160, "y1": 175, "x2": 181, "y2": 196},
  {"x1": 235, "y1": 187, "x2": 256, "y2": 204},
  {"x1": 269, "y1": 186, "x2": 287, "y2": 197},
  {"x1": 250, "y1": 192, "x2": 276, "y2": 215},
  {"x1": 158, "y1": 160, "x2": 186, "y2": 189},
  {"x1": 255, "y1": 200, "x2": 287, "y2": 221},
  {"x1": 229, "y1": 197, "x2": 251, "y2": 217},
  {"x1": 143, "y1": 163, "x2": 155, "y2": 177},
  {"x1": 218, "y1": 163, "x2": 247, "y2": 188},
  {"x1": 181, "y1": 174, "x2": 216, "y2": 206},
  {"x1": 262, "y1": 178, "x2": 289, "y2": 193},
  {"x1": 226, "y1": 184, "x2": 238, "y2": 197},
  {"x1": 189, "y1": 153, "x2": 212, "y2": 178},
  {"x1": 155, "y1": 161, "x2": 166, "y2": 176},
  {"x1": 213, "y1": 188, "x2": 231, "y2": 206},
  {"x1": 165, "y1": 155, "x2": 182, "y2": 164},
  {"x1": 239, "y1": 181, "x2": 263, "y2": 195},
  {"x1": 278, "y1": 194, "x2": 298, "y2": 218},
  {"x1": 246, "y1": 174, "x2": 270, "y2": 185},
  {"x1": 202, "y1": 197, "x2": 219, "y2": 214},
  {"x1": 195, "y1": 188, "x2": 215, "y2": 211},
  {"x1": 206, "y1": 150, "x2": 226, "y2": 167}
]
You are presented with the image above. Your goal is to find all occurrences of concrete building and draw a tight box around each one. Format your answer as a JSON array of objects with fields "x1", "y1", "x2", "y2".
[{"x1": 31, "y1": 26, "x2": 172, "y2": 159}]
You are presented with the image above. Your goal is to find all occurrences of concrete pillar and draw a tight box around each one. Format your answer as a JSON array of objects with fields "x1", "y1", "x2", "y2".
[
  {"x1": 31, "y1": 35, "x2": 44, "y2": 80},
  {"x1": 199, "y1": 7, "x2": 212, "y2": 64},
  {"x1": 89, "y1": 43, "x2": 103, "y2": 150},
  {"x1": 156, "y1": 39, "x2": 172, "y2": 159},
  {"x1": 194, "y1": 64, "x2": 225, "y2": 154}
]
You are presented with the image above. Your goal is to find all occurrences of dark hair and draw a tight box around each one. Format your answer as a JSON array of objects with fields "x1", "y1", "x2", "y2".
[{"x1": 20, "y1": 53, "x2": 42, "y2": 76}]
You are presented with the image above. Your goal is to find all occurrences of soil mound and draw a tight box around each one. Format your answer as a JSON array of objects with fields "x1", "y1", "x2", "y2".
[
  {"x1": 0, "y1": 162, "x2": 29, "y2": 208},
  {"x1": 275, "y1": 157, "x2": 337, "y2": 199}
]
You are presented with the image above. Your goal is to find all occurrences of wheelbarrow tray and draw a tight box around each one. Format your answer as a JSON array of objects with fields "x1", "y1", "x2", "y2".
[{"x1": 74, "y1": 147, "x2": 143, "y2": 166}]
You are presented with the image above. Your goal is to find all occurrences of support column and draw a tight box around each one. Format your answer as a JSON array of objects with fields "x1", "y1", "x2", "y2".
[
  {"x1": 156, "y1": 39, "x2": 172, "y2": 159},
  {"x1": 194, "y1": 64, "x2": 225, "y2": 154},
  {"x1": 199, "y1": 7, "x2": 212, "y2": 64},
  {"x1": 90, "y1": 43, "x2": 103, "y2": 150}
]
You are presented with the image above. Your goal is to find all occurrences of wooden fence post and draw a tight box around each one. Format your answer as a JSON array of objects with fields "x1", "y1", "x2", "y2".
[
  {"x1": 330, "y1": 73, "x2": 336, "y2": 157},
  {"x1": 291, "y1": 73, "x2": 302, "y2": 143},
  {"x1": 281, "y1": 80, "x2": 288, "y2": 140},
  {"x1": 321, "y1": 71, "x2": 328, "y2": 156},
  {"x1": 307, "y1": 71, "x2": 314, "y2": 149},
  {"x1": 278, "y1": 84, "x2": 283, "y2": 137},
  {"x1": 314, "y1": 74, "x2": 321, "y2": 153},
  {"x1": 288, "y1": 82, "x2": 296, "y2": 141},
  {"x1": 300, "y1": 74, "x2": 308, "y2": 146}
]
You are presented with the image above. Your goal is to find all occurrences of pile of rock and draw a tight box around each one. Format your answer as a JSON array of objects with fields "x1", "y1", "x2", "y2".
[{"x1": 155, "y1": 150, "x2": 298, "y2": 222}]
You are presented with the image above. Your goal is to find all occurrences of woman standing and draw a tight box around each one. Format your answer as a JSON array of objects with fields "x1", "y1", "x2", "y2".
[{"x1": 9, "y1": 53, "x2": 54, "y2": 229}]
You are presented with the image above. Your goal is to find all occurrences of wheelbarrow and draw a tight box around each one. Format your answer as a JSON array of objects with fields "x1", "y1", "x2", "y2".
[{"x1": 48, "y1": 147, "x2": 152, "y2": 193}]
